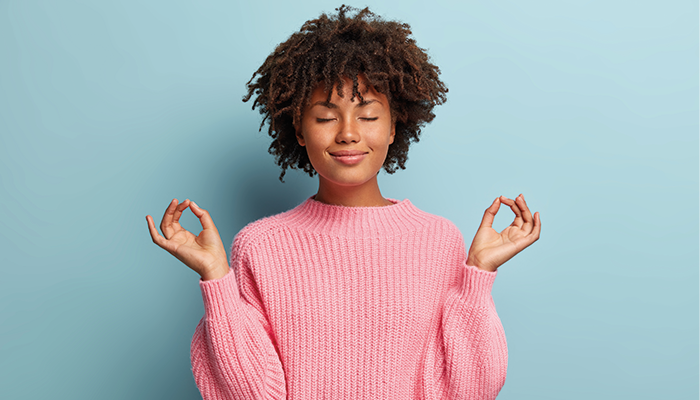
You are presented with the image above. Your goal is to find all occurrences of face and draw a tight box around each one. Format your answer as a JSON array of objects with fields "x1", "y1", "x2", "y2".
[{"x1": 296, "y1": 76, "x2": 395, "y2": 192}]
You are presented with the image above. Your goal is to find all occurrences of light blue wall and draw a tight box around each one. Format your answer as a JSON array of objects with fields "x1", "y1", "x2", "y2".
[{"x1": 1, "y1": 1, "x2": 697, "y2": 398}]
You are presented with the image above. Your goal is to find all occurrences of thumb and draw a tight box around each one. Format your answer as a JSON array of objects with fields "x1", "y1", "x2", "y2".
[
  {"x1": 190, "y1": 201, "x2": 219, "y2": 233},
  {"x1": 479, "y1": 197, "x2": 501, "y2": 229}
]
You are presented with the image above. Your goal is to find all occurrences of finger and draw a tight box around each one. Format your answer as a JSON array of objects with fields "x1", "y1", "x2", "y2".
[
  {"x1": 516, "y1": 211, "x2": 541, "y2": 248},
  {"x1": 190, "y1": 201, "x2": 219, "y2": 233},
  {"x1": 479, "y1": 197, "x2": 501, "y2": 229},
  {"x1": 171, "y1": 199, "x2": 191, "y2": 226},
  {"x1": 500, "y1": 196, "x2": 523, "y2": 229},
  {"x1": 517, "y1": 194, "x2": 535, "y2": 233},
  {"x1": 160, "y1": 199, "x2": 178, "y2": 238},
  {"x1": 146, "y1": 215, "x2": 168, "y2": 248},
  {"x1": 509, "y1": 211, "x2": 541, "y2": 253},
  {"x1": 528, "y1": 211, "x2": 541, "y2": 241}
]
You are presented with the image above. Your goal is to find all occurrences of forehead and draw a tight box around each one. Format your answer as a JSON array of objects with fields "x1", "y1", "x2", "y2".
[{"x1": 308, "y1": 76, "x2": 384, "y2": 103}]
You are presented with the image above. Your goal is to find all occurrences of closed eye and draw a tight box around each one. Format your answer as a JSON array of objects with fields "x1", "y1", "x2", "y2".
[
  {"x1": 316, "y1": 118, "x2": 335, "y2": 122},
  {"x1": 360, "y1": 117, "x2": 378, "y2": 121}
]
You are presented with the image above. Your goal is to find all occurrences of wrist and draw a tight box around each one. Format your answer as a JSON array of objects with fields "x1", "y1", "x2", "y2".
[
  {"x1": 466, "y1": 256, "x2": 497, "y2": 272},
  {"x1": 200, "y1": 263, "x2": 230, "y2": 281}
]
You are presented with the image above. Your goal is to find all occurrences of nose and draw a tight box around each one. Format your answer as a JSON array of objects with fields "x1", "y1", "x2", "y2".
[{"x1": 336, "y1": 118, "x2": 360, "y2": 144}]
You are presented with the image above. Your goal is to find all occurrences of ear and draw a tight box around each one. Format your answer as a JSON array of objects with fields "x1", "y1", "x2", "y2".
[
  {"x1": 389, "y1": 122, "x2": 396, "y2": 145},
  {"x1": 295, "y1": 124, "x2": 306, "y2": 146}
]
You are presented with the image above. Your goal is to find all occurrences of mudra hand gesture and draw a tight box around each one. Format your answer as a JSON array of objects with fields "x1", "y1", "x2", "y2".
[
  {"x1": 467, "y1": 194, "x2": 541, "y2": 272},
  {"x1": 146, "y1": 199, "x2": 230, "y2": 281}
]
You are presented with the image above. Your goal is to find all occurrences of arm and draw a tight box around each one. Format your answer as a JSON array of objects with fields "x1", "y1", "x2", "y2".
[
  {"x1": 428, "y1": 265, "x2": 507, "y2": 400},
  {"x1": 146, "y1": 199, "x2": 287, "y2": 399},
  {"x1": 422, "y1": 195, "x2": 540, "y2": 399},
  {"x1": 190, "y1": 263, "x2": 287, "y2": 400},
  {"x1": 421, "y1": 248, "x2": 507, "y2": 400}
]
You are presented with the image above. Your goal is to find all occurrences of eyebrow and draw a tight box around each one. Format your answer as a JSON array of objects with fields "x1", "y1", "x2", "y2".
[{"x1": 310, "y1": 99, "x2": 380, "y2": 109}]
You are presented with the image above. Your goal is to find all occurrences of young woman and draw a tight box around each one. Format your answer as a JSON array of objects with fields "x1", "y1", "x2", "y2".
[{"x1": 146, "y1": 6, "x2": 540, "y2": 399}]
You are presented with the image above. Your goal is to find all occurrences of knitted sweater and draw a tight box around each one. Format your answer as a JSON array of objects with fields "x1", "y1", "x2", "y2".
[{"x1": 190, "y1": 197, "x2": 508, "y2": 399}]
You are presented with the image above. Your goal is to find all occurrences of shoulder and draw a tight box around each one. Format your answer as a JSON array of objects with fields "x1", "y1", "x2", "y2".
[
  {"x1": 405, "y1": 201, "x2": 465, "y2": 241},
  {"x1": 401, "y1": 202, "x2": 468, "y2": 260},
  {"x1": 230, "y1": 207, "x2": 298, "y2": 256}
]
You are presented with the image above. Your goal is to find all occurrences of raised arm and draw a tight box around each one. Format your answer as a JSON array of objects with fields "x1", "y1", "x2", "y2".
[
  {"x1": 422, "y1": 195, "x2": 540, "y2": 399},
  {"x1": 146, "y1": 200, "x2": 287, "y2": 399}
]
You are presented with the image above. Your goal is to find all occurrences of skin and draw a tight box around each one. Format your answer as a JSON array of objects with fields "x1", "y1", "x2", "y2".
[
  {"x1": 146, "y1": 77, "x2": 541, "y2": 278},
  {"x1": 146, "y1": 199, "x2": 229, "y2": 281},
  {"x1": 295, "y1": 76, "x2": 396, "y2": 207}
]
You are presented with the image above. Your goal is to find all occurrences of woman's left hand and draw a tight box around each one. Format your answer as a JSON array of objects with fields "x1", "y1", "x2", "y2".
[{"x1": 467, "y1": 194, "x2": 541, "y2": 272}]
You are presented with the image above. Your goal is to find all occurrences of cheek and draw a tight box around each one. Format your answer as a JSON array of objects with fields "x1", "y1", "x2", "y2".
[{"x1": 301, "y1": 133, "x2": 326, "y2": 162}]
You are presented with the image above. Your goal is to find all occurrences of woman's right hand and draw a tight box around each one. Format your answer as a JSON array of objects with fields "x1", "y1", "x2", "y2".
[{"x1": 146, "y1": 199, "x2": 230, "y2": 281}]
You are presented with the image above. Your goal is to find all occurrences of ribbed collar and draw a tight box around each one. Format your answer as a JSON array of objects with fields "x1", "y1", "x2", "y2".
[{"x1": 278, "y1": 196, "x2": 434, "y2": 238}]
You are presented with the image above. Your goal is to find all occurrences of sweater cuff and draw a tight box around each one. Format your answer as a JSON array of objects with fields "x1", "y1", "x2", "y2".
[
  {"x1": 459, "y1": 264, "x2": 497, "y2": 303},
  {"x1": 199, "y1": 268, "x2": 242, "y2": 320}
]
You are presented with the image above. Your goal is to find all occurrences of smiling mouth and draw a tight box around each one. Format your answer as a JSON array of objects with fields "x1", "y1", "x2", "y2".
[{"x1": 329, "y1": 150, "x2": 368, "y2": 165}]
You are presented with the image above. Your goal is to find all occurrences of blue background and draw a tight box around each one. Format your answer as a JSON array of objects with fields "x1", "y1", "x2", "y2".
[{"x1": 1, "y1": 1, "x2": 697, "y2": 398}]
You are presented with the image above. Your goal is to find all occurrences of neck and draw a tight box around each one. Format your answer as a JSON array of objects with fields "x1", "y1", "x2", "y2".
[{"x1": 314, "y1": 175, "x2": 392, "y2": 207}]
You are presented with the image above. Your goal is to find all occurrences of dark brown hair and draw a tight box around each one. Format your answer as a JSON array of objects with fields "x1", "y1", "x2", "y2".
[{"x1": 243, "y1": 5, "x2": 448, "y2": 180}]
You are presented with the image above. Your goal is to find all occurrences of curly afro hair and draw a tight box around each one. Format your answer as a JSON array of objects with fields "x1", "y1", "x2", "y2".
[{"x1": 243, "y1": 5, "x2": 448, "y2": 181}]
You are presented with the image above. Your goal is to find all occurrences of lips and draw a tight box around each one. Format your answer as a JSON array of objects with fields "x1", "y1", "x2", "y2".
[{"x1": 329, "y1": 150, "x2": 368, "y2": 165}]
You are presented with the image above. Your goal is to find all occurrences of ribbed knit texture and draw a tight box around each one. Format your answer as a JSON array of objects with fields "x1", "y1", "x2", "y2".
[{"x1": 190, "y1": 197, "x2": 508, "y2": 399}]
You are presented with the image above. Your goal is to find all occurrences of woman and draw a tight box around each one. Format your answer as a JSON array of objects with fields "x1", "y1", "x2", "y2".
[{"x1": 146, "y1": 6, "x2": 540, "y2": 399}]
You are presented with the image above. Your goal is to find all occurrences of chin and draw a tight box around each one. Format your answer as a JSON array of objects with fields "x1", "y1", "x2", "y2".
[{"x1": 320, "y1": 172, "x2": 377, "y2": 188}]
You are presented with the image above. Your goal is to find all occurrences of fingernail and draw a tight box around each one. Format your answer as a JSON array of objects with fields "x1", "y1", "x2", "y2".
[{"x1": 191, "y1": 201, "x2": 198, "y2": 208}]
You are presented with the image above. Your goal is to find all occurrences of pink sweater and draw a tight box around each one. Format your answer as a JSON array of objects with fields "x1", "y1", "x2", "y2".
[{"x1": 190, "y1": 197, "x2": 507, "y2": 399}]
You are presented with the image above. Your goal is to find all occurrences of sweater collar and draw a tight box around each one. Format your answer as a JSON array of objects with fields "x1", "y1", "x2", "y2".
[{"x1": 280, "y1": 196, "x2": 432, "y2": 237}]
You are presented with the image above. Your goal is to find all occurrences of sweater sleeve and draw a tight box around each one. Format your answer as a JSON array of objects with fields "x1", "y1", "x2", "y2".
[
  {"x1": 421, "y1": 236, "x2": 508, "y2": 400},
  {"x1": 190, "y1": 234, "x2": 287, "y2": 399}
]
